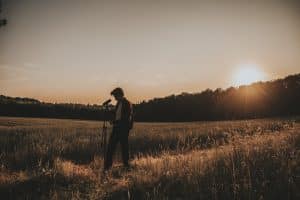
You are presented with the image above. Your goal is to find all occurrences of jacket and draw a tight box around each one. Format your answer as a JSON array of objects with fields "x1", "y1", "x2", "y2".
[{"x1": 114, "y1": 97, "x2": 134, "y2": 129}]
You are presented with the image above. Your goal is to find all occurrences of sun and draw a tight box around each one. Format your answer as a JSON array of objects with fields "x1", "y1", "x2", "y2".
[{"x1": 232, "y1": 64, "x2": 266, "y2": 86}]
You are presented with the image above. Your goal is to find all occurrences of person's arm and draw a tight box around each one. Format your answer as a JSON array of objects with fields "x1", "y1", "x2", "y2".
[{"x1": 121, "y1": 99, "x2": 132, "y2": 125}]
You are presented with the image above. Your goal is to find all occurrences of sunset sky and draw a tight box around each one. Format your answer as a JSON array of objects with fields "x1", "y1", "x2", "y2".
[{"x1": 1, "y1": 0, "x2": 300, "y2": 104}]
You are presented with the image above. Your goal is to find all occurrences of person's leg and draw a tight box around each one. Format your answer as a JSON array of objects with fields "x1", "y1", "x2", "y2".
[
  {"x1": 104, "y1": 128, "x2": 119, "y2": 170},
  {"x1": 120, "y1": 128, "x2": 130, "y2": 167}
]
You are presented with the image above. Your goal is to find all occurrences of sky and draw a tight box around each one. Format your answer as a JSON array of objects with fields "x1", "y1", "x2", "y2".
[{"x1": 1, "y1": 0, "x2": 300, "y2": 104}]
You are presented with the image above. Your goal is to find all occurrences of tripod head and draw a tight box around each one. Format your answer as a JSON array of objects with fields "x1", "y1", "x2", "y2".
[
  {"x1": 102, "y1": 99, "x2": 111, "y2": 106},
  {"x1": 101, "y1": 99, "x2": 112, "y2": 123}
]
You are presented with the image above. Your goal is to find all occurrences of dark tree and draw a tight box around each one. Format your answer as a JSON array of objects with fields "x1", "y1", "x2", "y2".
[{"x1": 0, "y1": 73, "x2": 300, "y2": 122}]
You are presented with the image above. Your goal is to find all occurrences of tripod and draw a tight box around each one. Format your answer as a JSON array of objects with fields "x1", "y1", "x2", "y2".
[{"x1": 100, "y1": 105, "x2": 109, "y2": 165}]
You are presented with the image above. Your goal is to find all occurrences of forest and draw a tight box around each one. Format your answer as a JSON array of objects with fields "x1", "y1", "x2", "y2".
[{"x1": 1, "y1": 73, "x2": 300, "y2": 122}]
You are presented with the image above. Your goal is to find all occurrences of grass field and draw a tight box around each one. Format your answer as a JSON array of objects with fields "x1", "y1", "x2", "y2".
[{"x1": 0, "y1": 116, "x2": 299, "y2": 199}]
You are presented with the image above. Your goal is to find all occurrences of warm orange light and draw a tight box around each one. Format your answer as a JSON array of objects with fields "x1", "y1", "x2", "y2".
[{"x1": 232, "y1": 64, "x2": 266, "y2": 86}]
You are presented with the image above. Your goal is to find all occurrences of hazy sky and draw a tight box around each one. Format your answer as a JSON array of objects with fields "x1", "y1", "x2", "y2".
[{"x1": 1, "y1": 0, "x2": 300, "y2": 104}]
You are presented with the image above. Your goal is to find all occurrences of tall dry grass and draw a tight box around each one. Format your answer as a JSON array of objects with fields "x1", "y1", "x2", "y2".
[
  {"x1": 0, "y1": 117, "x2": 299, "y2": 199},
  {"x1": 0, "y1": 117, "x2": 294, "y2": 170},
  {"x1": 124, "y1": 132, "x2": 299, "y2": 200}
]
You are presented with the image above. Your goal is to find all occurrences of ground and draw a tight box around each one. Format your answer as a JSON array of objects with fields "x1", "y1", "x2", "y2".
[{"x1": 0, "y1": 117, "x2": 299, "y2": 199}]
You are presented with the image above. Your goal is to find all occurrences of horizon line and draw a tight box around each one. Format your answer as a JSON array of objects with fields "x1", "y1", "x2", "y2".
[{"x1": 1, "y1": 72, "x2": 299, "y2": 105}]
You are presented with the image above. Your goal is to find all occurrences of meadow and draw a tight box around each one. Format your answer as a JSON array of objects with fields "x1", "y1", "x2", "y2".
[{"x1": 0, "y1": 116, "x2": 299, "y2": 199}]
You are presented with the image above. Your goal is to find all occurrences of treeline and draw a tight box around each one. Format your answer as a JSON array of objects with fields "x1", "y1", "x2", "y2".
[
  {"x1": 135, "y1": 73, "x2": 300, "y2": 121},
  {"x1": 0, "y1": 96, "x2": 111, "y2": 121},
  {"x1": 1, "y1": 73, "x2": 300, "y2": 122}
]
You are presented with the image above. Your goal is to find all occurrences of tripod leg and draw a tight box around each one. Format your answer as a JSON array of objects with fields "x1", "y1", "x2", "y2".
[
  {"x1": 103, "y1": 126, "x2": 107, "y2": 160},
  {"x1": 104, "y1": 129, "x2": 118, "y2": 170}
]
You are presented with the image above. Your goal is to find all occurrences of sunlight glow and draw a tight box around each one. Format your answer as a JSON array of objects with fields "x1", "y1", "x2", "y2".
[{"x1": 232, "y1": 64, "x2": 266, "y2": 86}]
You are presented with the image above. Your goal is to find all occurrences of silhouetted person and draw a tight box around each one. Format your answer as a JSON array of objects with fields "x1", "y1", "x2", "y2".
[{"x1": 104, "y1": 87, "x2": 133, "y2": 171}]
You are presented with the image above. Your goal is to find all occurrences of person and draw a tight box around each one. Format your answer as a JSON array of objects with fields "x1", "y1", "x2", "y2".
[{"x1": 104, "y1": 87, "x2": 134, "y2": 171}]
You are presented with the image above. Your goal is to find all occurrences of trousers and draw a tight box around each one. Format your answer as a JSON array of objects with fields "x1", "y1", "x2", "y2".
[{"x1": 104, "y1": 125, "x2": 130, "y2": 170}]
